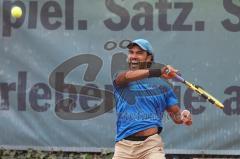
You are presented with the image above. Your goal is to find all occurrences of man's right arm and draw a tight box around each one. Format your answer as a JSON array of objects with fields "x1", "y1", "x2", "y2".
[
  {"x1": 114, "y1": 65, "x2": 177, "y2": 87},
  {"x1": 114, "y1": 69, "x2": 150, "y2": 87}
]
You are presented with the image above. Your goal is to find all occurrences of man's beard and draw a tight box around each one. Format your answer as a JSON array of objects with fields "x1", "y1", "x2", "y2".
[{"x1": 128, "y1": 61, "x2": 151, "y2": 70}]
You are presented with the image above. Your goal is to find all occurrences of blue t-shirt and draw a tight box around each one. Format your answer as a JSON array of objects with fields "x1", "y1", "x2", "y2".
[{"x1": 113, "y1": 77, "x2": 178, "y2": 142}]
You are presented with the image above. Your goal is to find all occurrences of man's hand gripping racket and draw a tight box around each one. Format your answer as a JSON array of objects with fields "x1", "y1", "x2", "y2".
[{"x1": 162, "y1": 66, "x2": 224, "y2": 109}]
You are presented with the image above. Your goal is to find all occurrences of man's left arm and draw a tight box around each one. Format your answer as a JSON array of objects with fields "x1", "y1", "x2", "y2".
[{"x1": 166, "y1": 105, "x2": 192, "y2": 126}]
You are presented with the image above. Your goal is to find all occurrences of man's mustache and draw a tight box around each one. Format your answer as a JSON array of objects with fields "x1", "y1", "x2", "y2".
[
  {"x1": 128, "y1": 61, "x2": 152, "y2": 68},
  {"x1": 128, "y1": 61, "x2": 151, "y2": 65}
]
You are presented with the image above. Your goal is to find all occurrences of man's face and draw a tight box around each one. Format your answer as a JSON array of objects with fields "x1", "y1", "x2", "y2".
[{"x1": 128, "y1": 45, "x2": 152, "y2": 70}]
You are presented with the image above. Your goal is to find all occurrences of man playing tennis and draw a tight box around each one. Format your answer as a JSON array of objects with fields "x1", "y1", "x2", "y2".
[{"x1": 112, "y1": 39, "x2": 192, "y2": 159}]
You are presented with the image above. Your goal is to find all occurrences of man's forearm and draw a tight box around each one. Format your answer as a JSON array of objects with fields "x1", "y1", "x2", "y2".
[
  {"x1": 114, "y1": 69, "x2": 163, "y2": 87},
  {"x1": 168, "y1": 111, "x2": 183, "y2": 124},
  {"x1": 114, "y1": 69, "x2": 150, "y2": 87},
  {"x1": 114, "y1": 65, "x2": 178, "y2": 87},
  {"x1": 166, "y1": 105, "x2": 184, "y2": 124}
]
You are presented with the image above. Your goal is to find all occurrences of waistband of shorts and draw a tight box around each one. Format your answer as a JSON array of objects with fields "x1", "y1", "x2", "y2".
[{"x1": 124, "y1": 127, "x2": 162, "y2": 141}]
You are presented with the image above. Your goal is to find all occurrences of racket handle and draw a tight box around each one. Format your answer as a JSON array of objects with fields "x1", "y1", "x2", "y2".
[
  {"x1": 174, "y1": 74, "x2": 185, "y2": 83},
  {"x1": 164, "y1": 67, "x2": 185, "y2": 82}
]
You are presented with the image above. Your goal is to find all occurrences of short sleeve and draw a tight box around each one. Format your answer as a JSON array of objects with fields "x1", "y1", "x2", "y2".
[
  {"x1": 165, "y1": 89, "x2": 178, "y2": 108},
  {"x1": 112, "y1": 70, "x2": 126, "y2": 88}
]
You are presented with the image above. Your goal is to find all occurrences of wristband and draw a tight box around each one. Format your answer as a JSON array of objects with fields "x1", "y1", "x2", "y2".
[{"x1": 148, "y1": 69, "x2": 162, "y2": 77}]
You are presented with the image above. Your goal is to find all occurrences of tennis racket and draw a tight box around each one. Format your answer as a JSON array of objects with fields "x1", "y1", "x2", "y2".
[{"x1": 165, "y1": 68, "x2": 224, "y2": 109}]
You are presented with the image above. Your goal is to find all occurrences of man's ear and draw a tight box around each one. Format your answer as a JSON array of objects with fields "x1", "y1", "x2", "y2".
[{"x1": 146, "y1": 54, "x2": 152, "y2": 62}]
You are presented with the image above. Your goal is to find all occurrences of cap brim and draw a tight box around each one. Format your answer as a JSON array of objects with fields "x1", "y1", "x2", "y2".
[
  {"x1": 127, "y1": 42, "x2": 152, "y2": 55},
  {"x1": 127, "y1": 42, "x2": 146, "y2": 51}
]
